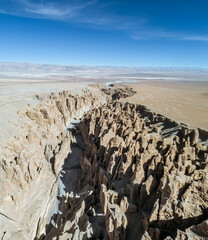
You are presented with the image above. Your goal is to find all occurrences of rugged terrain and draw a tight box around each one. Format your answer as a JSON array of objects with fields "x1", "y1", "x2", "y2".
[{"x1": 0, "y1": 86, "x2": 207, "y2": 240}]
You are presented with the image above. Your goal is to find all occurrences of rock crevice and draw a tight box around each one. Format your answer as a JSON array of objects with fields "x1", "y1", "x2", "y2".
[
  {"x1": 0, "y1": 88, "x2": 109, "y2": 240},
  {"x1": 0, "y1": 86, "x2": 208, "y2": 240},
  {"x1": 51, "y1": 101, "x2": 208, "y2": 240}
]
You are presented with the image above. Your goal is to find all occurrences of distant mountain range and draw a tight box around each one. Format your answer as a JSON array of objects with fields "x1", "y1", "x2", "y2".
[{"x1": 0, "y1": 62, "x2": 208, "y2": 80}]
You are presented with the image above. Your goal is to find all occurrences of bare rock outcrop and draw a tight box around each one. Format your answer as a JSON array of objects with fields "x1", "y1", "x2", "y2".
[
  {"x1": 73, "y1": 101, "x2": 208, "y2": 240},
  {"x1": 0, "y1": 88, "x2": 109, "y2": 240},
  {"x1": 0, "y1": 86, "x2": 208, "y2": 240},
  {"x1": 101, "y1": 87, "x2": 136, "y2": 100}
]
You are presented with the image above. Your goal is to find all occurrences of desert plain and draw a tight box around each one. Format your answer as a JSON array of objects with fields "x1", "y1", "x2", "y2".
[{"x1": 124, "y1": 80, "x2": 208, "y2": 130}]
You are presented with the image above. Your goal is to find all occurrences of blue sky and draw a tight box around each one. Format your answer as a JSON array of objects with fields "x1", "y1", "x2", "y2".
[{"x1": 0, "y1": 0, "x2": 208, "y2": 67}]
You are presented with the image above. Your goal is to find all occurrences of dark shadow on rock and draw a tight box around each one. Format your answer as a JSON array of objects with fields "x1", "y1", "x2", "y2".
[
  {"x1": 38, "y1": 125, "x2": 85, "y2": 240},
  {"x1": 149, "y1": 208, "x2": 208, "y2": 239},
  {"x1": 37, "y1": 100, "x2": 208, "y2": 240}
]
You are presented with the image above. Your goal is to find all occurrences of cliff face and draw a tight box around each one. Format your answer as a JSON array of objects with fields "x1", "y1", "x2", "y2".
[
  {"x1": 0, "y1": 86, "x2": 208, "y2": 240},
  {"x1": 0, "y1": 88, "x2": 109, "y2": 240}
]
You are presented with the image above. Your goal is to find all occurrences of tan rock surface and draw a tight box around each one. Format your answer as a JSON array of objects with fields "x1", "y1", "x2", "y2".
[
  {"x1": 0, "y1": 87, "x2": 109, "y2": 239},
  {"x1": 76, "y1": 99, "x2": 208, "y2": 240},
  {"x1": 0, "y1": 85, "x2": 207, "y2": 240}
]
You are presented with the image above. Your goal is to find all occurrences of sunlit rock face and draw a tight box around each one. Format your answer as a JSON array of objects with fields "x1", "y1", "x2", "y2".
[
  {"x1": 0, "y1": 86, "x2": 208, "y2": 240},
  {"x1": 0, "y1": 88, "x2": 109, "y2": 240}
]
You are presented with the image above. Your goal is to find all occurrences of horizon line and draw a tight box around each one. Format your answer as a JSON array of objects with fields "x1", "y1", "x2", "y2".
[{"x1": 0, "y1": 61, "x2": 208, "y2": 70}]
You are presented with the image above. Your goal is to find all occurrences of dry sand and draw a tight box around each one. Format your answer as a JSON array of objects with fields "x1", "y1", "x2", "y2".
[{"x1": 124, "y1": 80, "x2": 208, "y2": 130}]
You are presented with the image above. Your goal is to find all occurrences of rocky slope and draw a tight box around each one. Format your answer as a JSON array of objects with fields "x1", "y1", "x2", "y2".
[
  {"x1": 0, "y1": 87, "x2": 109, "y2": 240},
  {"x1": 77, "y1": 101, "x2": 208, "y2": 240},
  {"x1": 0, "y1": 86, "x2": 208, "y2": 240}
]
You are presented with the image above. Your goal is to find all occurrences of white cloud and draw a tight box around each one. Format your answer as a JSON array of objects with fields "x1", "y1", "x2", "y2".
[
  {"x1": 2, "y1": 0, "x2": 97, "y2": 20},
  {"x1": 30, "y1": 0, "x2": 96, "y2": 19},
  {"x1": 25, "y1": 7, "x2": 73, "y2": 18},
  {"x1": 1, "y1": 1, "x2": 208, "y2": 42},
  {"x1": 131, "y1": 29, "x2": 208, "y2": 42},
  {"x1": 179, "y1": 35, "x2": 208, "y2": 41}
]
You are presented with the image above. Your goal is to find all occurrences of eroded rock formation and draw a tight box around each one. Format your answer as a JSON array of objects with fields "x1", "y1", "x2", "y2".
[
  {"x1": 0, "y1": 88, "x2": 109, "y2": 240},
  {"x1": 0, "y1": 86, "x2": 208, "y2": 240},
  {"x1": 48, "y1": 101, "x2": 208, "y2": 240}
]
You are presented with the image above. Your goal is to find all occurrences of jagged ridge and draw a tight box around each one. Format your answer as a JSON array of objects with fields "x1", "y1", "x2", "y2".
[
  {"x1": 0, "y1": 87, "x2": 208, "y2": 240},
  {"x1": 50, "y1": 100, "x2": 208, "y2": 240},
  {"x1": 0, "y1": 88, "x2": 109, "y2": 240}
]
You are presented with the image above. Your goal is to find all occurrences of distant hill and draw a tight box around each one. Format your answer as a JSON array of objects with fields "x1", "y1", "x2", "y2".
[{"x1": 0, "y1": 62, "x2": 208, "y2": 80}]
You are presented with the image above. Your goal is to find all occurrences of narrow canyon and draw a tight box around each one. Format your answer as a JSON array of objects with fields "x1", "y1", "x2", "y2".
[{"x1": 0, "y1": 86, "x2": 207, "y2": 240}]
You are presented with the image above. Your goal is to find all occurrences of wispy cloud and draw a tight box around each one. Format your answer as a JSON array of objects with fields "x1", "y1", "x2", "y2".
[
  {"x1": 1, "y1": 1, "x2": 208, "y2": 42},
  {"x1": 25, "y1": 0, "x2": 97, "y2": 19},
  {"x1": 1, "y1": 0, "x2": 145, "y2": 31},
  {"x1": 1, "y1": 0, "x2": 97, "y2": 20},
  {"x1": 25, "y1": 6, "x2": 74, "y2": 18},
  {"x1": 131, "y1": 29, "x2": 208, "y2": 42},
  {"x1": 179, "y1": 35, "x2": 208, "y2": 41}
]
